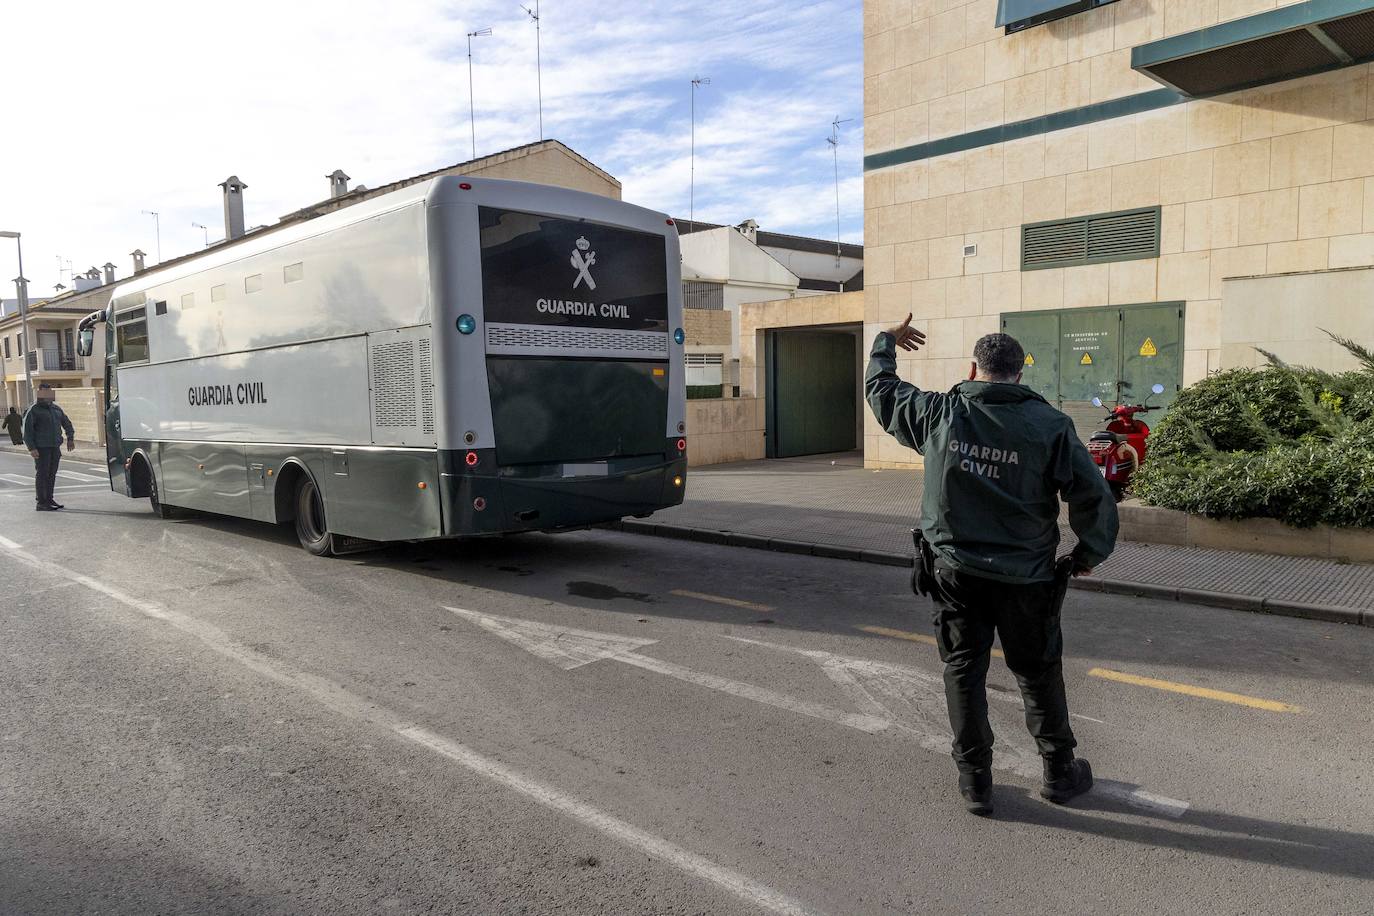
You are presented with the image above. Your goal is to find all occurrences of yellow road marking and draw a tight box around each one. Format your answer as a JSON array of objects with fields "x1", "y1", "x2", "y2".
[
  {"x1": 1087, "y1": 667, "x2": 1302, "y2": 713},
  {"x1": 670, "y1": 589, "x2": 774, "y2": 613},
  {"x1": 857, "y1": 625, "x2": 1005, "y2": 659}
]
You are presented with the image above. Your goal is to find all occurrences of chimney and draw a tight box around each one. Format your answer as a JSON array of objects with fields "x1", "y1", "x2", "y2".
[
  {"x1": 131, "y1": 249, "x2": 147, "y2": 274},
  {"x1": 220, "y1": 175, "x2": 248, "y2": 240},
  {"x1": 103, "y1": 262, "x2": 116, "y2": 285},
  {"x1": 327, "y1": 169, "x2": 350, "y2": 199},
  {"x1": 735, "y1": 219, "x2": 759, "y2": 244}
]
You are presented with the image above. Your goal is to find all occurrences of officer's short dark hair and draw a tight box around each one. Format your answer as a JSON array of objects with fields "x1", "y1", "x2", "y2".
[{"x1": 973, "y1": 333, "x2": 1025, "y2": 381}]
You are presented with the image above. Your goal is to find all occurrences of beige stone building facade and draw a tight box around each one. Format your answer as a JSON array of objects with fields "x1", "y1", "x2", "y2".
[{"x1": 864, "y1": 0, "x2": 1374, "y2": 467}]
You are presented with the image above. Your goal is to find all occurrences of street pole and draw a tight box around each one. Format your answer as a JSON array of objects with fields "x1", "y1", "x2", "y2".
[
  {"x1": 828, "y1": 116, "x2": 854, "y2": 271},
  {"x1": 0, "y1": 231, "x2": 36, "y2": 406},
  {"x1": 142, "y1": 210, "x2": 161, "y2": 262},
  {"x1": 467, "y1": 28, "x2": 492, "y2": 160},
  {"x1": 690, "y1": 76, "x2": 710, "y2": 234},
  {"x1": 523, "y1": 1, "x2": 543, "y2": 140}
]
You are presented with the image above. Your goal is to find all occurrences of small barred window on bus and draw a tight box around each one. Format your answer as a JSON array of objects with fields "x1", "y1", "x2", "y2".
[
  {"x1": 178, "y1": 294, "x2": 192, "y2": 311},
  {"x1": 211, "y1": 284, "x2": 226, "y2": 302},
  {"x1": 284, "y1": 262, "x2": 304, "y2": 283},
  {"x1": 245, "y1": 273, "x2": 263, "y2": 294}
]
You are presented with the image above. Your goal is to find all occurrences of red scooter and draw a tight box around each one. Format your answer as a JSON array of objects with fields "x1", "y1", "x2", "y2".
[{"x1": 1087, "y1": 383, "x2": 1166, "y2": 502}]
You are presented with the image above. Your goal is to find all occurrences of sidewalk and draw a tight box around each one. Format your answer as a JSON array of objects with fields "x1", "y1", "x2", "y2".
[{"x1": 615, "y1": 453, "x2": 1374, "y2": 627}]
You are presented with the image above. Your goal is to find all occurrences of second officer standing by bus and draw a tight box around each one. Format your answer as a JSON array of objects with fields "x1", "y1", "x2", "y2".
[{"x1": 866, "y1": 314, "x2": 1118, "y2": 816}]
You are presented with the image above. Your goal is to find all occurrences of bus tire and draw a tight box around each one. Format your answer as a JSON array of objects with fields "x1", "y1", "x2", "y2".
[
  {"x1": 293, "y1": 476, "x2": 334, "y2": 556},
  {"x1": 146, "y1": 463, "x2": 175, "y2": 519}
]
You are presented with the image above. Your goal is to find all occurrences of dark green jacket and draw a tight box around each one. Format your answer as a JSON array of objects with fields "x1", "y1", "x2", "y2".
[
  {"x1": 866, "y1": 332, "x2": 1117, "y2": 584},
  {"x1": 22, "y1": 400, "x2": 75, "y2": 450}
]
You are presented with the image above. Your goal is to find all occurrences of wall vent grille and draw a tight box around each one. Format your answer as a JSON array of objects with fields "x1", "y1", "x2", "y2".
[{"x1": 1022, "y1": 207, "x2": 1160, "y2": 270}]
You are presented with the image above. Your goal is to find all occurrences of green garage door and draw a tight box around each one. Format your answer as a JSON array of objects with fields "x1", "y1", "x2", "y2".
[
  {"x1": 1002, "y1": 303, "x2": 1183, "y2": 415},
  {"x1": 770, "y1": 330, "x2": 857, "y2": 458}
]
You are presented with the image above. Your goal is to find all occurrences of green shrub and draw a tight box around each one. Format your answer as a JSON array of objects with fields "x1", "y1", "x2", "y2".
[
  {"x1": 686, "y1": 384, "x2": 723, "y2": 399},
  {"x1": 1136, "y1": 332, "x2": 1374, "y2": 528}
]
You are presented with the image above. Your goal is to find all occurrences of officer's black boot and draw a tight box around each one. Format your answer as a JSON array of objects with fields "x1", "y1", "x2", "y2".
[
  {"x1": 1040, "y1": 753, "x2": 1092, "y2": 804},
  {"x1": 958, "y1": 770, "x2": 993, "y2": 816}
]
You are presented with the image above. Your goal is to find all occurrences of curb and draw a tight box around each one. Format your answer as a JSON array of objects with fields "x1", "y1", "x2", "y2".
[{"x1": 608, "y1": 520, "x2": 1370, "y2": 628}]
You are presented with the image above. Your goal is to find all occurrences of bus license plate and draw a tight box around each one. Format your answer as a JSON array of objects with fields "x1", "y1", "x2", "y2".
[{"x1": 562, "y1": 463, "x2": 608, "y2": 478}]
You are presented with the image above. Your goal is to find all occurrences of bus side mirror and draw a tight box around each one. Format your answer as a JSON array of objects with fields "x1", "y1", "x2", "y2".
[
  {"x1": 1151, "y1": 383, "x2": 1165, "y2": 395},
  {"x1": 1091, "y1": 397, "x2": 1104, "y2": 408},
  {"x1": 76, "y1": 327, "x2": 95, "y2": 357}
]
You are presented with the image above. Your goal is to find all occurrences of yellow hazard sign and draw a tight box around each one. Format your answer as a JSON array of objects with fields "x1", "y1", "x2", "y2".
[
  {"x1": 1139, "y1": 337, "x2": 1158, "y2": 357},
  {"x1": 1024, "y1": 353, "x2": 1035, "y2": 367},
  {"x1": 1080, "y1": 352, "x2": 1093, "y2": 366}
]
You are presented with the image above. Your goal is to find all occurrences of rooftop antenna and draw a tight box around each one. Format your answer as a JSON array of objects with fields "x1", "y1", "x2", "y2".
[
  {"x1": 521, "y1": 1, "x2": 543, "y2": 141},
  {"x1": 690, "y1": 75, "x2": 711, "y2": 234},
  {"x1": 828, "y1": 116, "x2": 854, "y2": 270},
  {"x1": 192, "y1": 222, "x2": 210, "y2": 247},
  {"x1": 467, "y1": 27, "x2": 493, "y2": 159},
  {"x1": 54, "y1": 255, "x2": 72, "y2": 286},
  {"x1": 141, "y1": 209, "x2": 161, "y2": 262}
]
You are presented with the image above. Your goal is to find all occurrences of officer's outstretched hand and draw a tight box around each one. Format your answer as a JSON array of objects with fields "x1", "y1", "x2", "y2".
[{"x1": 888, "y1": 313, "x2": 926, "y2": 352}]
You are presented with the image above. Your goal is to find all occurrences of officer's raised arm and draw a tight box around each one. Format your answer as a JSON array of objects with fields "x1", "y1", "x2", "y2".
[
  {"x1": 1053, "y1": 421, "x2": 1120, "y2": 575},
  {"x1": 864, "y1": 313, "x2": 942, "y2": 453}
]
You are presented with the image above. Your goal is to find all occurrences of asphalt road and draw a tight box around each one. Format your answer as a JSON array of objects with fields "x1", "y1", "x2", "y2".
[{"x1": 1, "y1": 449, "x2": 1371, "y2": 915}]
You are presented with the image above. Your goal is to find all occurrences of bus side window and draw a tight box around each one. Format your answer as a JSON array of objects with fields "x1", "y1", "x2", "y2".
[
  {"x1": 105, "y1": 361, "x2": 119, "y2": 407},
  {"x1": 116, "y1": 308, "x2": 149, "y2": 363}
]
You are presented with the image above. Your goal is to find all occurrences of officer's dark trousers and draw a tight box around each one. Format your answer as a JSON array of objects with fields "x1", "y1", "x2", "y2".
[
  {"x1": 33, "y1": 447, "x2": 61, "y2": 507},
  {"x1": 930, "y1": 563, "x2": 1076, "y2": 774}
]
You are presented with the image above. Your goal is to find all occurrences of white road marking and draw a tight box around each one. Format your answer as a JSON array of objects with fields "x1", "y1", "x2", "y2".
[
  {"x1": 726, "y1": 635, "x2": 1191, "y2": 820},
  {"x1": 448, "y1": 606, "x2": 658, "y2": 670},
  {"x1": 0, "y1": 474, "x2": 34, "y2": 486},
  {"x1": 0, "y1": 545, "x2": 820, "y2": 916},
  {"x1": 401, "y1": 726, "x2": 819, "y2": 916},
  {"x1": 444, "y1": 607, "x2": 888, "y2": 734},
  {"x1": 56, "y1": 469, "x2": 107, "y2": 482}
]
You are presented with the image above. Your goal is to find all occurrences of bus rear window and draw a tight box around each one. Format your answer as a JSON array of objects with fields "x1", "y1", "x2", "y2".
[{"x1": 479, "y1": 207, "x2": 668, "y2": 333}]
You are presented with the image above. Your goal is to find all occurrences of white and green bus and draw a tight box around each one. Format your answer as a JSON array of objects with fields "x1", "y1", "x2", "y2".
[{"x1": 77, "y1": 176, "x2": 687, "y2": 555}]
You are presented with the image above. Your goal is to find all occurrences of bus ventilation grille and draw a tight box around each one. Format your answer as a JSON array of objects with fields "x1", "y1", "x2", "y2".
[
  {"x1": 370, "y1": 340, "x2": 418, "y2": 428},
  {"x1": 486, "y1": 323, "x2": 669, "y2": 357},
  {"x1": 418, "y1": 337, "x2": 435, "y2": 437}
]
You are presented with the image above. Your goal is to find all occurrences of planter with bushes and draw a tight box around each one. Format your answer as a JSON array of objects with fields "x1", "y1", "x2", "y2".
[{"x1": 1133, "y1": 332, "x2": 1374, "y2": 530}]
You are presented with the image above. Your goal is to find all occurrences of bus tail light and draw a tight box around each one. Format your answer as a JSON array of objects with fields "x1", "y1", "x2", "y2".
[
  {"x1": 673, "y1": 476, "x2": 683, "y2": 487},
  {"x1": 473, "y1": 497, "x2": 487, "y2": 511},
  {"x1": 459, "y1": 182, "x2": 472, "y2": 190},
  {"x1": 676, "y1": 438, "x2": 686, "y2": 453},
  {"x1": 465, "y1": 451, "x2": 479, "y2": 467}
]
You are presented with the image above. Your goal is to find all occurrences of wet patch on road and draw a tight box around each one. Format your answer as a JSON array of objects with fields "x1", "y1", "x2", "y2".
[{"x1": 566, "y1": 581, "x2": 655, "y2": 603}]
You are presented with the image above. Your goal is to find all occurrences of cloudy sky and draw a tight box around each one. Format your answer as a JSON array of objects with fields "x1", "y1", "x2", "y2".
[{"x1": 0, "y1": 0, "x2": 862, "y2": 294}]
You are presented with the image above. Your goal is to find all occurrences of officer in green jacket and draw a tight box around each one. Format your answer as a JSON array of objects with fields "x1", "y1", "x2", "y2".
[
  {"x1": 22, "y1": 383, "x2": 76, "y2": 512},
  {"x1": 866, "y1": 314, "x2": 1118, "y2": 816}
]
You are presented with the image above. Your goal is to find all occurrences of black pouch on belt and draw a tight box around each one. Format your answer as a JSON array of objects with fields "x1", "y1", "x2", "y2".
[{"x1": 910, "y1": 528, "x2": 938, "y2": 597}]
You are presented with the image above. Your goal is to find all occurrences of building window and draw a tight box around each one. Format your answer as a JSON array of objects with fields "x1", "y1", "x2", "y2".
[
  {"x1": 245, "y1": 273, "x2": 262, "y2": 294},
  {"x1": 115, "y1": 307, "x2": 149, "y2": 364},
  {"x1": 17, "y1": 332, "x2": 24, "y2": 355},
  {"x1": 1021, "y1": 207, "x2": 1161, "y2": 271},
  {"x1": 211, "y1": 283, "x2": 226, "y2": 302},
  {"x1": 683, "y1": 280, "x2": 725, "y2": 310},
  {"x1": 177, "y1": 294, "x2": 191, "y2": 311},
  {"x1": 997, "y1": 0, "x2": 1118, "y2": 34},
  {"x1": 2, "y1": 337, "x2": 8, "y2": 358},
  {"x1": 284, "y1": 262, "x2": 304, "y2": 283}
]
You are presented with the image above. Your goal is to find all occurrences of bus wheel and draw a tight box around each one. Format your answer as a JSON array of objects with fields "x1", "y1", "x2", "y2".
[
  {"x1": 148, "y1": 468, "x2": 174, "y2": 519},
  {"x1": 294, "y1": 477, "x2": 334, "y2": 556}
]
